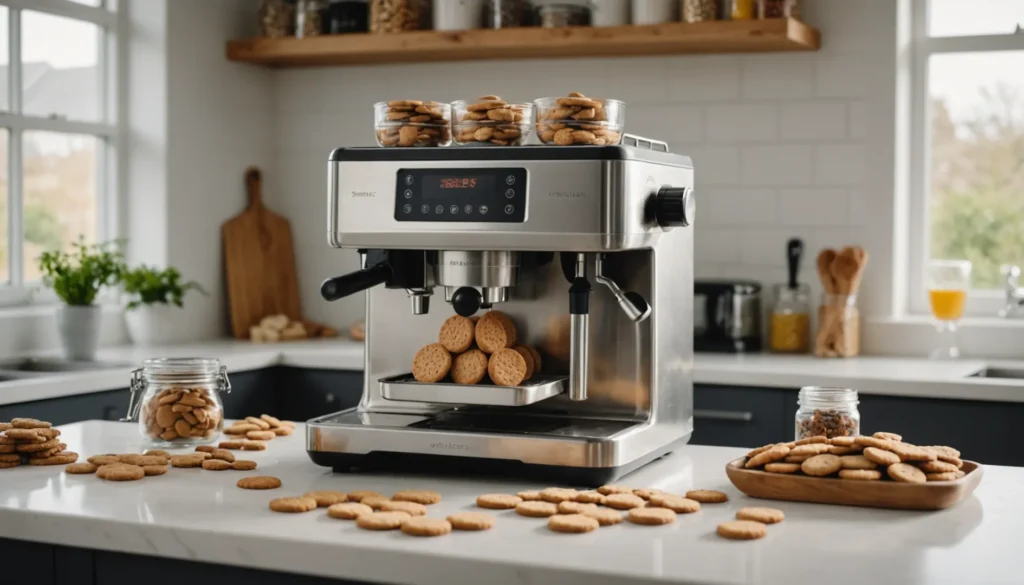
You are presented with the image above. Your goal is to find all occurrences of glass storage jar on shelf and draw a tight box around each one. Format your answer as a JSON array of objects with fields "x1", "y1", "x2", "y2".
[
  {"x1": 295, "y1": 0, "x2": 327, "y2": 37},
  {"x1": 124, "y1": 358, "x2": 231, "y2": 447},
  {"x1": 794, "y1": 386, "x2": 860, "y2": 440},
  {"x1": 815, "y1": 292, "x2": 860, "y2": 357},
  {"x1": 485, "y1": 0, "x2": 530, "y2": 28},
  {"x1": 770, "y1": 283, "x2": 810, "y2": 353},
  {"x1": 370, "y1": 0, "x2": 423, "y2": 32},
  {"x1": 758, "y1": 0, "x2": 797, "y2": 18},
  {"x1": 682, "y1": 0, "x2": 718, "y2": 22},
  {"x1": 259, "y1": 0, "x2": 296, "y2": 37}
]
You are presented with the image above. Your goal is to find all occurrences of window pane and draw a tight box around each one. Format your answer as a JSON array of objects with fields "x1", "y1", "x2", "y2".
[
  {"x1": 0, "y1": 129, "x2": 8, "y2": 285},
  {"x1": 930, "y1": 0, "x2": 1024, "y2": 37},
  {"x1": 0, "y1": 8, "x2": 8, "y2": 112},
  {"x1": 928, "y1": 51, "x2": 1024, "y2": 290},
  {"x1": 22, "y1": 11, "x2": 100, "y2": 122},
  {"x1": 68, "y1": 0, "x2": 104, "y2": 6},
  {"x1": 23, "y1": 131, "x2": 98, "y2": 282}
]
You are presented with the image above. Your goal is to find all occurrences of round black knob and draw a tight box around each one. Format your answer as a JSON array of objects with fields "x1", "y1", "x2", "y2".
[
  {"x1": 450, "y1": 287, "x2": 481, "y2": 317},
  {"x1": 655, "y1": 187, "x2": 695, "y2": 227}
]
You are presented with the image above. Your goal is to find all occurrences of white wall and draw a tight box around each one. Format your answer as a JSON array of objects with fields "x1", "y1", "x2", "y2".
[{"x1": 271, "y1": 0, "x2": 898, "y2": 334}]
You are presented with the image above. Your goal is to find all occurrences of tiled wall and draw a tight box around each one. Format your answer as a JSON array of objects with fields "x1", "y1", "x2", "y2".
[{"x1": 270, "y1": 0, "x2": 888, "y2": 328}]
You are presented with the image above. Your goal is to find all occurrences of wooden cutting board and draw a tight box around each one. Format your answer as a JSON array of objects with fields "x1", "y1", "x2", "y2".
[{"x1": 222, "y1": 167, "x2": 302, "y2": 339}]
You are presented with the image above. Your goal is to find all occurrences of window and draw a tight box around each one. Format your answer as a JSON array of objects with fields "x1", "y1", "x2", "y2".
[
  {"x1": 0, "y1": 0, "x2": 119, "y2": 305},
  {"x1": 908, "y1": 0, "x2": 1024, "y2": 317}
]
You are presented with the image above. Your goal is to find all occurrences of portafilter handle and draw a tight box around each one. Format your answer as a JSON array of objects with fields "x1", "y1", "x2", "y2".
[
  {"x1": 321, "y1": 263, "x2": 392, "y2": 302},
  {"x1": 568, "y1": 253, "x2": 590, "y2": 402}
]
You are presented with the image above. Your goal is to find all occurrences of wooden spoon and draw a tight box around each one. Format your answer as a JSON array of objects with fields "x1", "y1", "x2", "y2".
[
  {"x1": 830, "y1": 248, "x2": 861, "y2": 295},
  {"x1": 817, "y1": 249, "x2": 838, "y2": 294}
]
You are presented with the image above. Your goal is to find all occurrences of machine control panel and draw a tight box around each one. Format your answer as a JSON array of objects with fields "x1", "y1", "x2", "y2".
[{"x1": 394, "y1": 168, "x2": 526, "y2": 223}]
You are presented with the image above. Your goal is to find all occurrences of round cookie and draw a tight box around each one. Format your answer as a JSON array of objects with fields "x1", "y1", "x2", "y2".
[
  {"x1": 515, "y1": 501, "x2": 559, "y2": 517},
  {"x1": 231, "y1": 460, "x2": 258, "y2": 470},
  {"x1": 801, "y1": 454, "x2": 843, "y2": 477},
  {"x1": 652, "y1": 495, "x2": 700, "y2": 513},
  {"x1": 17, "y1": 439, "x2": 59, "y2": 453},
  {"x1": 627, "y1": 507, "x2": 676, "y2": 526},
  {"x1": 411, "y1": 343, "x2": 453, "y2": 384},
  {"x1": 361, "y1": 495, "x2": 391, "y2": 510},
  {"x1": 5, "y1": 428, "x2": 43, "y2": 440},
  {"x1": 736, "y1": 507, "x2": 784, "y2": 524},
  {"x1": 392, "y1": 489, "x2": 441, "y2": 505},
  {"x1": 765, "y1": 462, "x2": 802, "y2": 474},
  {"x1": 633, "y1": 488, "x2": 663, "y2": 500},
  {"x1": 447, "y1": 512, "x2": 495, "y2": 531},
  {"x1": 269, "y1": 497, "x2": 318, "y2": 513},
  {"x1": 746, "y1": 443, "x2": 777, "y2": 458},
  {"x1": 438, "y1": 315, "x2": 475, "y2": 353},
  {"x1": 145, "y1": 449, "x2": 171, "y2": 458},
  {"x1": 557, "y1": 501, "x2": 597, "y2": 514},
  {"x1": 917, "y1": 460, "x2": 959, "y2": 474},
  {"x1": 839, "y1": 469, "x2": 881, "y2": 480},
  {"x1": 873, "y1": 431, "x2": 902, "y2": 442},
  {"x1": 854, "y1": 436, "x2": 894, "y2": 450},
  {"x1": 830, "y1": 436, "x2": 857, "y2": 446},
  {"x1": 476, "y1": 493, "x2": 522, "y2": 509},
  {"x1": 210, "y1": 449, "x2": 235, "y2": 463},
  {"x1": 246, "y1": 430, "x2": 276, "y2": 441},
  {"x1": 451, "y1": 349, "x2": 488, "y2": 385},
  {"x1": 273, "y1": 426, "x2": 294, "y2": 436},
  {"x1": 357, "y1": 511, "x2": 411, "y2": 531},
  {"x1": 237, "y1": 476, "x2": 282, "y2": 490},
  {"x1": 0, "y1": 460, "x2": 19, "y2": 469},
  {"x1": 548, "y1": 514, "x2": 599, "y2": 533},
  {"x1": 539, "y1": 487, "x2": 579, "y2": 503},
  {"x1": 512, "y1": 346, "x2": 536, "y2": 380},
  {"x1": 89, "y1": 454, "x2": 121, "y2": 466},
  {"x1": 789, "y1": 443, "x2": 830, "y2": 456},
  {"x1": 12, "y1": 418, "x2": 51, "y2": 429},
  {"x1": 202, "y1": 459, "x2": 231, "y2": 470},
  {"x1": 890, "y1": 443, "x2": 937, "y2": 462},
  {"x1": 0, "y1": 453, "x2": 23, "y2": 462},
  {"x1": 717, "y1": 520, "x2": 767, "y2": 540},
  {"x1": 348, "y1": 490, "x2": 385, "y2": 502},
  {"x1": 65, "y1": 462, "x2": 98, "y2": 474},
  {"x1": 795, "y1": 435, "x2": 828, "y2": 445},
  {"x1": 888, "y1": 463, "x2": 927, "y2": 483},
  {"x1": 401, "y1": 517, "x2": 452, "y2": 537},
  {"x1": 382, "y1": 501, "x2": 427, "y2": 516},
  {"x1": 29, "y1": 451, "x2": 78, "y2": 465},
  {"x1": 143, "y1": 465, "x2": 168, "y2": 476},
  {"x1": 926, "y1": 471, "x2": 964, "y2": 482},
  {"x1": 581, "y1": 507, "x2": 623, "y2": 526},
  {"x1": 488, "y1": 348, "x2": 527, "y2": 387},
  {"x1": 474, "y1": 311, "x2": 517, "y2": 354},
  {"x1": 575, "y1": 490, "x2": 604, "y2": 503},
  {"x1": 97, "y1": 463, "x2": 145, "y2": 481},
  {"x1": 328, "y1": 502, "x2": 373, "y2": 519},
  {"x1": 305, "y1": 491, "x2": 348, "y2": 507},
  {"x1": 784, "y1": 454, "x2": 812, "y2": 463},
  {"x1": 517, "y1": 490, "x2": 542, "y2": 500},
  {"x1": 597, "y1": 484, "x2": 633, "y2": 495},
  {"x1": 745, "y1": 445, "x2": 790, "y2": 468},
  {"x1": 828, "y1": 445, "x2": 860, "y2": 455},
  {"x1": 526, "y1": 345, "x2": 543, "y2": 374},
  {"x1": 863, "y1": 447, "x2": 900, "y2": 466},
  {"x1": 686, "y1": 490, "x2": 729, "y2": 503},
  {"x1": 601, "y1": 493, "x2": 646, "y2": 510},
  {"x1": 840, "y1": 455, "x2": 879, "y2": 470}
]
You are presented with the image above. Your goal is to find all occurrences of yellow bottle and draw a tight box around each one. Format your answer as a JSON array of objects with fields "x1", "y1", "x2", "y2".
[{"x1": 731, "y1": 0, "x2": 755, "y2": 19}]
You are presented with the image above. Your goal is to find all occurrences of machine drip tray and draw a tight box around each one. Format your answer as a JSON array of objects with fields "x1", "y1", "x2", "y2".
[{"x1": 380, "y1": 374, "x2": 566, "y2": 407}]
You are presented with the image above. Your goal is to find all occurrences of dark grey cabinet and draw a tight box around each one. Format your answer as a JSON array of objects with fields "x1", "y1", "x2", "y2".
[
  {"x1": 0, "y1": 388, "x2": 130, "y2": 426},
  {"x1": 691, "y1": 385, "x2": 789, "y2": 448}
]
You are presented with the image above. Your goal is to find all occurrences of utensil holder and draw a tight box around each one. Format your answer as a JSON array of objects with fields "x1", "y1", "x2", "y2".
[{"x1": 815, "y1": 293, "x2": 860, "y2": 357}]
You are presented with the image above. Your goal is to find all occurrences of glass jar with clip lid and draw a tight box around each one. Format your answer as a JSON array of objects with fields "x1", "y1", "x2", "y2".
[{"x1": 123, "y1": 358, "x2": 231, "y2": 447}]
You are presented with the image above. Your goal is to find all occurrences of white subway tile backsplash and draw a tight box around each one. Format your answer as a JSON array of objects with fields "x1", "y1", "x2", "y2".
[
  {"x1": 816, "y1": 54, "x2": 869, "y2": 98},
  {"x1": 740, "y1": 229, "x2": 793, "y2": 267},
  {"x1": 706, "y1": 104, "x2": 777, "y2": 143},
  {"x1": 683, "y1": 145, "x2": 741, "y2": 185},
  {"x1": 705, "y1": 188, "x2": 777, "y2": 226},
  {"x1": 740, "y1": 54, "x2": 815, "y2": 99},
  {"x1": 779, "y1": 102, "x2": 847, "y2": 140},
  {"x1": 848, "y1": 101, "x2": 867, "y2": 139},
  {"x1": 740, "y1": 145, "x2": 813, "y2": 185},
  {"x1": 815, "y1": 144, "x2": 865, "y2": 185},
  {"x1": 629, "y1": 105, "x2": 704, "y2": 142},
  {"x1": 668, "y1": 56, "x2": 741, "y2": 102},
  {"x1": 777, "y1": 188, "x2": 850, "y2": 226},
  {"x1": 694, "y1": 228, "x2": 743, "y2": 263}
]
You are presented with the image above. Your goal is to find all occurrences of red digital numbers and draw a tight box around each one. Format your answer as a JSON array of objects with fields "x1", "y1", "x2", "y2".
[{"x1": 439, "y1": 177, "x2": 477, "y2": 189}]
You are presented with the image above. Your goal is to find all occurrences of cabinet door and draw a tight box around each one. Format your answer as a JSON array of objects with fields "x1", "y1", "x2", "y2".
[
  {"x1": 220, "y1": 369, "x2": 279, "y2": 420},
  {"x1": 277, "y1": 368, "x2": 364, "y2": 422},
  {"x1": 691, "y1": 385, "x2": 788, "y2": 448},
  {"x1": 0, "y1": 388, "x2": 129, "y2": 426}
]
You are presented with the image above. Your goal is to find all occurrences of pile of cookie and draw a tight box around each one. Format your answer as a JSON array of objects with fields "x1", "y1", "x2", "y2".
[
  {"x1": 375, "y1": 100, "x2": 452, "y2": 147},
  {"x1": 453, "y1": 96, "x2": 529, "y2": 146},
  {"x1": 412, "y1": 311, "x2": 544, "y2": 388},
  {"x1": 249, "y1": 313, "x2": 338, "y2": 343},
  {"x1": 0, "y1": 419, "x2": 77, "y2": 469},
  {"x1": 535, "y1": 92, "x2": 623, "y2": 146},
  {"x1": 66, "y1": 449, "x2": 259, "y2": 480},
  {"x1": 744, "y1": 432, "x2": 966, "y2": 483},
  {"x1": 219, "y1": 415, "x2": 295, "y2": 451},
  {"x1": 141, "y1": 386, "x2": 222, "y2": 443}
]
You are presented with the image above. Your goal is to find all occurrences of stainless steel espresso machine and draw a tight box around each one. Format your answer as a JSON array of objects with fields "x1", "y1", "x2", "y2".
[{"x1": 307, "y1": 136, "x2": 696, "y2": 484}]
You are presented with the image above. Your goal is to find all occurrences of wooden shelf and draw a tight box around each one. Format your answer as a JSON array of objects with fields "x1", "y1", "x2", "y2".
[{"x1": 226, "y1": 18, "x2": 820, "y2": 68}]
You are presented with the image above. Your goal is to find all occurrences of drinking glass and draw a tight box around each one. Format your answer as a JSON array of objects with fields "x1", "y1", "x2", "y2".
[{"x1": 927, "y1": 259, "x2": 971, "y2": 359}]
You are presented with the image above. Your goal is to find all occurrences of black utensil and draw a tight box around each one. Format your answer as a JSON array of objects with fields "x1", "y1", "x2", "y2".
[{"x1": 787, "y1": 238, "x2": 804, "y2": 290}]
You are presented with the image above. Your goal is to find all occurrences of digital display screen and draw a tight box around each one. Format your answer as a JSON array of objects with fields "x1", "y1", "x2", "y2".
[{"x1": 421, "y1": 173, "x2": 495, "y2": 199}]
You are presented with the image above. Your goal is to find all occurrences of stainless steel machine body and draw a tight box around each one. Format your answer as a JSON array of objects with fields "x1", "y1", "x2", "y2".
[{"x1": 309, "y1": 141, "x2": 696, "y2": 484}]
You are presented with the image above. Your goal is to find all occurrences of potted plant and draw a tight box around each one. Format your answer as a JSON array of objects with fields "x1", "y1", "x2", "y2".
[
  {"x1": 122, "y1": 265, "x2": 205, "y2": 346},
  {"x1": 37, "y1": 239, "x2": 125, "y2": 361}
]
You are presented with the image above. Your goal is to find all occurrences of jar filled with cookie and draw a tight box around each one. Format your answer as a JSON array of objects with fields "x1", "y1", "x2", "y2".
[
  {"x1": 124, "y1": 358, "x2": 231, "y2": 447},
  {"x1": 452, "y1": 97, "x2": 532, "y2": 146},
  {"x1": 794, "y1": 386, "x2": 859, "y2": 440},
  {"x1": 534, "y1": 93, "x2": 624, "y2": 146},
  {"x1": 370, "y1": 0, "x2": 423, "y2": 32},
  {"x1": 375, "y1": 100, "x2": 452, "y2": 147}
]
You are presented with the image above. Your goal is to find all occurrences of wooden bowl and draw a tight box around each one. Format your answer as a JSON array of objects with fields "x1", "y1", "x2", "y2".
[{"x1": 725, "y1": 457, "x2": 983, "y2": 511}]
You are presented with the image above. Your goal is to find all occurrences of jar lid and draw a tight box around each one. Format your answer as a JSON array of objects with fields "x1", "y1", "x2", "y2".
[
  {"x1": 798, "y1": 386, "x2": 858, "y2": 406},
  {"x1": 140, "y1": 357, "x2": 225, "y2": 386}
]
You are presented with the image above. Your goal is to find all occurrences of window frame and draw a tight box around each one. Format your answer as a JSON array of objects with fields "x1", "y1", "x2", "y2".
[
  {"x1": 907, "y1": 0, "x2": 1024, "y2": 318},
  {"x1": 0, "y1": 0, "x2": 121, "y2": 307}
]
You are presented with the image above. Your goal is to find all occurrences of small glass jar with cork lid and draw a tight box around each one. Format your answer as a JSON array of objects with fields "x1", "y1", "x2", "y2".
[
  {"x1": 123, "y1": 358, "x2": 231, "y2": 447},
  {"x1": 794, "y1": 386, "x2": 860, "y2": 440}
]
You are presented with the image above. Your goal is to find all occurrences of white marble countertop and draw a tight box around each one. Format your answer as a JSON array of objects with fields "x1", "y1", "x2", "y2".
[
  {"x1": 0, "y1": 420, "x2": 1015, "y2": 585},
  {"x1": 1, "y1": 339, "x2": 1023, "y2": 406}
]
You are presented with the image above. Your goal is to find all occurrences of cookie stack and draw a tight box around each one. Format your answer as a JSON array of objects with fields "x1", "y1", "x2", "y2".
[
  {"x1": 412, "y1": 311, "x2": 543, "y2": 388},
  {"x1": 223, "y1": 414, "x2": 295, "y2": 441},
  {"x1": 743, "y1": 432, "x2": 965, "y2": 483},
  {"x1": 0, "y1": 419, "x2": 78, "y2": 468}
]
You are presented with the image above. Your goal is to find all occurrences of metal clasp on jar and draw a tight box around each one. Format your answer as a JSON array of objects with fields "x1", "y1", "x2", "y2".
[
  {"x1": 217, "y1": 366, "x2": 233, "y2": 394},
  {"x1": 122, "y1": 368, "x2": 147, "y2": 423}
]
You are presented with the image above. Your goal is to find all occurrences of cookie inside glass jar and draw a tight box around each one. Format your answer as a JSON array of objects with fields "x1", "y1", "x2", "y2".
[
  {"x1": 452, "y1": 97, "x2": 532, "y2": 146},
  {"x1": 533, "y1": 93, "x2": 625, "y2": 146},
  {"x1": 374, "y1": 101, "x2": 452, "y2": 147}
]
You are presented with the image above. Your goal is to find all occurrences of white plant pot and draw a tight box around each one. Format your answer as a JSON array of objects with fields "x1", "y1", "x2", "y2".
[
  {"x1": 57, "y1": 305, "x2": 102, "y2": 361},
  {"x1": 124, "y1": 304, "x2": 192, "y2": 347}
]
